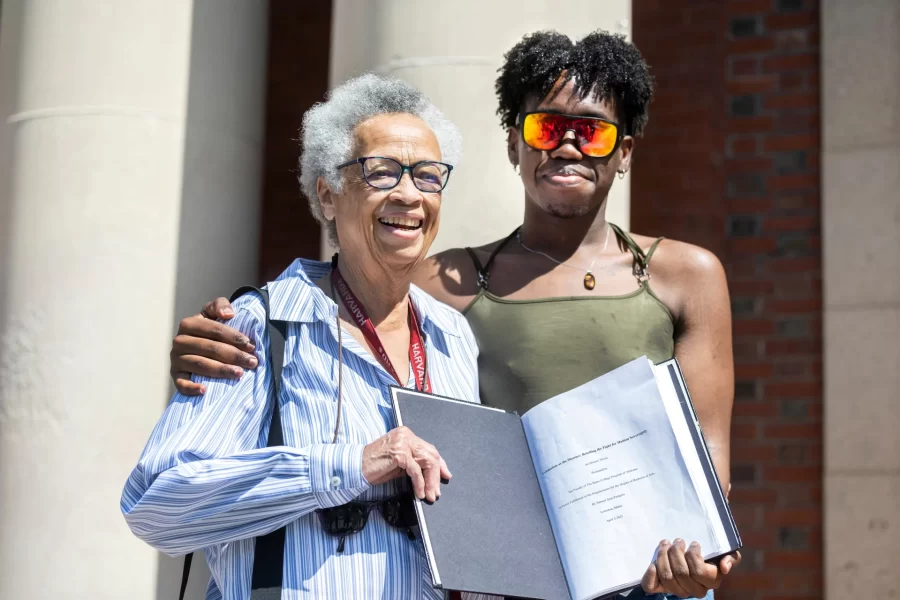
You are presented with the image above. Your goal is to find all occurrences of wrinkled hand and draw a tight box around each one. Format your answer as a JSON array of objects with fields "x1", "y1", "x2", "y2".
[
  {"x1": 362, "y1": 426, "x2": 451, "y2": 503},
  {"x1": 170, "y1": 297, "x2": 259, "y2": 395},
  {"x1": 641, "y1": 539, "x2": 740, "y2": 598}
]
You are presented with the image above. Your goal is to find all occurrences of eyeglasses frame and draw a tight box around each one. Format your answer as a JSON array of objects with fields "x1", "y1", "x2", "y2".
[{"x1": 336, "y1": 156, "x2": 454, "y2": 192}]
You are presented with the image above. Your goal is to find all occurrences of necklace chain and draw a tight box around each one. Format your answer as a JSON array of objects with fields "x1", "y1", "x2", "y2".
[{"x1": 516, "y1": 223, "x2": 611, "y2": 275}]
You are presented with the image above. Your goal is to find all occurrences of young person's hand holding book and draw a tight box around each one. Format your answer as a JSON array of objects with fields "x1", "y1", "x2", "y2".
[{"x1": 641, "y1": 538, "x2": 742, "y2": 597}]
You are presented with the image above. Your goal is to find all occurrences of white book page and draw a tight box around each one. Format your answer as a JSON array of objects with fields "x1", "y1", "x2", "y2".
[{"x1": 521, "y1": 357, "x2": 716, "y2": 600}]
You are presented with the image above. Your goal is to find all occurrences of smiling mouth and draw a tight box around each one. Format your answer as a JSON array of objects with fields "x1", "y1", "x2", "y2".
[
  {"x1": 544, "y1": 169, "x2": 592, "y2": 180},
  {"x1": 378, "y1": 216, "x2": 423, "y2": 231}
]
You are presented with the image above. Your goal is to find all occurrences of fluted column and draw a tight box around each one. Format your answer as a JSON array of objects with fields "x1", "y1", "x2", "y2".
[{"x1": 0, "y1": 2, "x2": 268, "y2": 598}]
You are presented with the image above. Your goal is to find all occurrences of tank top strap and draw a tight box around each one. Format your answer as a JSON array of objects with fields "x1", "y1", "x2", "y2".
[
  {"x1": 464, "y1": 247, "x2": 484, "y2": 276},
  {"x1": 609, "y1": 223, "x2": 661, "y2": 284},
  {"x1": 645, "y1": 236, "x2": 665, "y2": 265},
  {"x1": 609, "y1": 222, "x2": 646, "y2": 264},
  {"x1": 465, "y1": 227, "x2": 519, "y2": 290}
]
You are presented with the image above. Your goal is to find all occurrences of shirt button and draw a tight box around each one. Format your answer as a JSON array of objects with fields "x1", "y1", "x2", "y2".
[{"x1": 330, "y1": 476, "x2": 342, "y2": 489}]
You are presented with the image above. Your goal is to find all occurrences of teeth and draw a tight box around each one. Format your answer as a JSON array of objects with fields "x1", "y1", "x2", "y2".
[{"x1": 378, "y1": 217, "x2": 422, "y2": 229}]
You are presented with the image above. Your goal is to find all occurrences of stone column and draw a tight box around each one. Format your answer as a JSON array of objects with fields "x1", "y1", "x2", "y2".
[
  {"x1": 0, "y1": 2, "x2": 268, "y2": 599},
  {"x1": 324, "y1": 0, "x2": 632, "y2": 256},
  {"x1": 822, "y1": 1, "x2": 900, "y2": 596}
]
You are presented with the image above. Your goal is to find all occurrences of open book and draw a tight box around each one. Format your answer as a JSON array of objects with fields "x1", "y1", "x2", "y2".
[{"x1": 390, "y1": 356, "x2": 741, "y2": 600}]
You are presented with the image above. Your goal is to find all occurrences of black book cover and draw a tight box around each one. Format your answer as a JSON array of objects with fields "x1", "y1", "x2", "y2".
[{"x1": 392, "y1": 388, "x2": 569, "y2": 600}]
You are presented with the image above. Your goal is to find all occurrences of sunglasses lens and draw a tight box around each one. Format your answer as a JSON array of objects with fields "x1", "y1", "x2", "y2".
[
  {"x1": 319, "y1": 503, "x2": 368, "y2": 535},
  {"x1": 579, "y1": 120, "x2": 619, "y2": 157},
  {"x1": 522, "y1": 113, "x2": 619, "y2": 158},
  {"x1": 380, "y1": 493, "x2": 418, "y2": 529},
  {"x1": 522, "y1": 113, "x2": 564, "y2": 151}
]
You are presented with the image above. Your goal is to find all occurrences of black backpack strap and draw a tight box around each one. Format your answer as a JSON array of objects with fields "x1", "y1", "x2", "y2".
[
  {"x1": 178, "y1": 552, "x2": 192, "y2": 600},
  {"x1": 178, "y1": 285, "x2": 287, "y2": 599},
  {"x1": 231, "y1": 286, "x2": 287, "y2": 590},
  {"x1": 230, "y1": 286, "x2": 286, "y2": 448}
]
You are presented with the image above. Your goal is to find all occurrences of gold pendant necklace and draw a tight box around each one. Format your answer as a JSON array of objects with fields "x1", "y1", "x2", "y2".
[{"x1": 516, "y1": 224, "x2": 611, "y2": 290}]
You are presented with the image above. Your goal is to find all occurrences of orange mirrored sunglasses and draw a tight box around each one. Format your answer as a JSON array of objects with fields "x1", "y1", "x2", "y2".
[{"x1": 518, "y1": 112, "x2": 622, "y2": 158}]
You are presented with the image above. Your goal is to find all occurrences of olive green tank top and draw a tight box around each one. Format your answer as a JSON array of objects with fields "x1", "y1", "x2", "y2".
[{"x1": 463, "y1": 224, "x2": 675, "y2": 415}]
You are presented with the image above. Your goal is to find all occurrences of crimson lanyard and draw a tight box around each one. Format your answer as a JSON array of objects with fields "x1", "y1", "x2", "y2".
[{"x1": 331, "y1": 267, "x2": 432, "y2": 393}]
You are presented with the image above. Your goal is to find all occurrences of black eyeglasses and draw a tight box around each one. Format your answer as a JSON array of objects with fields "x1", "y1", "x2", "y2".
[
  {"x1": 317, "y1": 490, "x2": 418, "y2": 553},
  {"x1": 336, "y1": 156, "x2": 453, "y2": 192}
]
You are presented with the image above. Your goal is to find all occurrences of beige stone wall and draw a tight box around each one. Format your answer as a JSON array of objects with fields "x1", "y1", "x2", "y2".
[{"x1": 822, "y1": 0, "x2": 900, "y2": 596}]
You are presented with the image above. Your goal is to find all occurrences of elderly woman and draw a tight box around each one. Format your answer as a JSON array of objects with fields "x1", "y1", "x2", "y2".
[{"x1": 121, "y1": 75, "x2": 486, "y2": 600}]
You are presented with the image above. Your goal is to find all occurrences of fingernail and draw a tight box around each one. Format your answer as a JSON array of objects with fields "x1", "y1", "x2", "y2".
[
  {"x1": 232, "y1": 367, "x2": 244, "y2": 377},
  {"x1": 223, "y1": 309, "x2": 235, "y2": 317},
  {"x1": 424, "y1": 499, "x2": 434, "y2": 506},
  {"x1": 440, "y1": 477, "x2": 450, "y2": 485},
  {"x1": 674, "y1": 538, "x2": 684, "y2": 545},
  {"x1": 247, "y1": 357, "x2": 258, "y2": 368},
  {"x1": 689, "y1": 541, "x2": 700, "y2": 549}
]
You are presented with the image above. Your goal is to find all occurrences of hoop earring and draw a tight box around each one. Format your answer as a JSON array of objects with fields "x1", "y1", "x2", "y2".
[
  {"x1": 514, "y1": 164, "x2": 520, "y2": 175},
  {"x1": 617, "y1": 170, "x2": 626, "y2": 180}
]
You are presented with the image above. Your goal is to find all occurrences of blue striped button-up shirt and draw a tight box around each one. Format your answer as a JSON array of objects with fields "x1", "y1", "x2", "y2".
[{"x1": 121, "y1": 258, "x2": 488, "y2": 600}]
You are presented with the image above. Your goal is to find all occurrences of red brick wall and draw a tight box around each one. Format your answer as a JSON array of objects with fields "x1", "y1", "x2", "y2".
[
  {"x1": 633, "y1": 0, "x2": 822, "y2": 598},
  {"x1": 631, "y1": 0, "x2": 729, "y2": 257},
  {"x1": 258, "y1": 0, "x2": 331, "y2": 281}
]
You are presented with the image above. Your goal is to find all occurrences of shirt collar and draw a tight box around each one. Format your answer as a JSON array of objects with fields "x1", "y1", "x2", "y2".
[{"x1": 267, "y1": 258, "x2": 462, "y2": 338}]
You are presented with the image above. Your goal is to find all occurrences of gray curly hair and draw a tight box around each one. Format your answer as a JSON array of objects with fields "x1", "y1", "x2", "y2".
[{"x1": 298, "y1": 74, "x2": 463, "y2": 246}]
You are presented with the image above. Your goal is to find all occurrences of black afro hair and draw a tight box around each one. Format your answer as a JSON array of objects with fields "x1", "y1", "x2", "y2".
[{"x1": 495, "y1": 30, "x2": 654, "y2": 137}]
